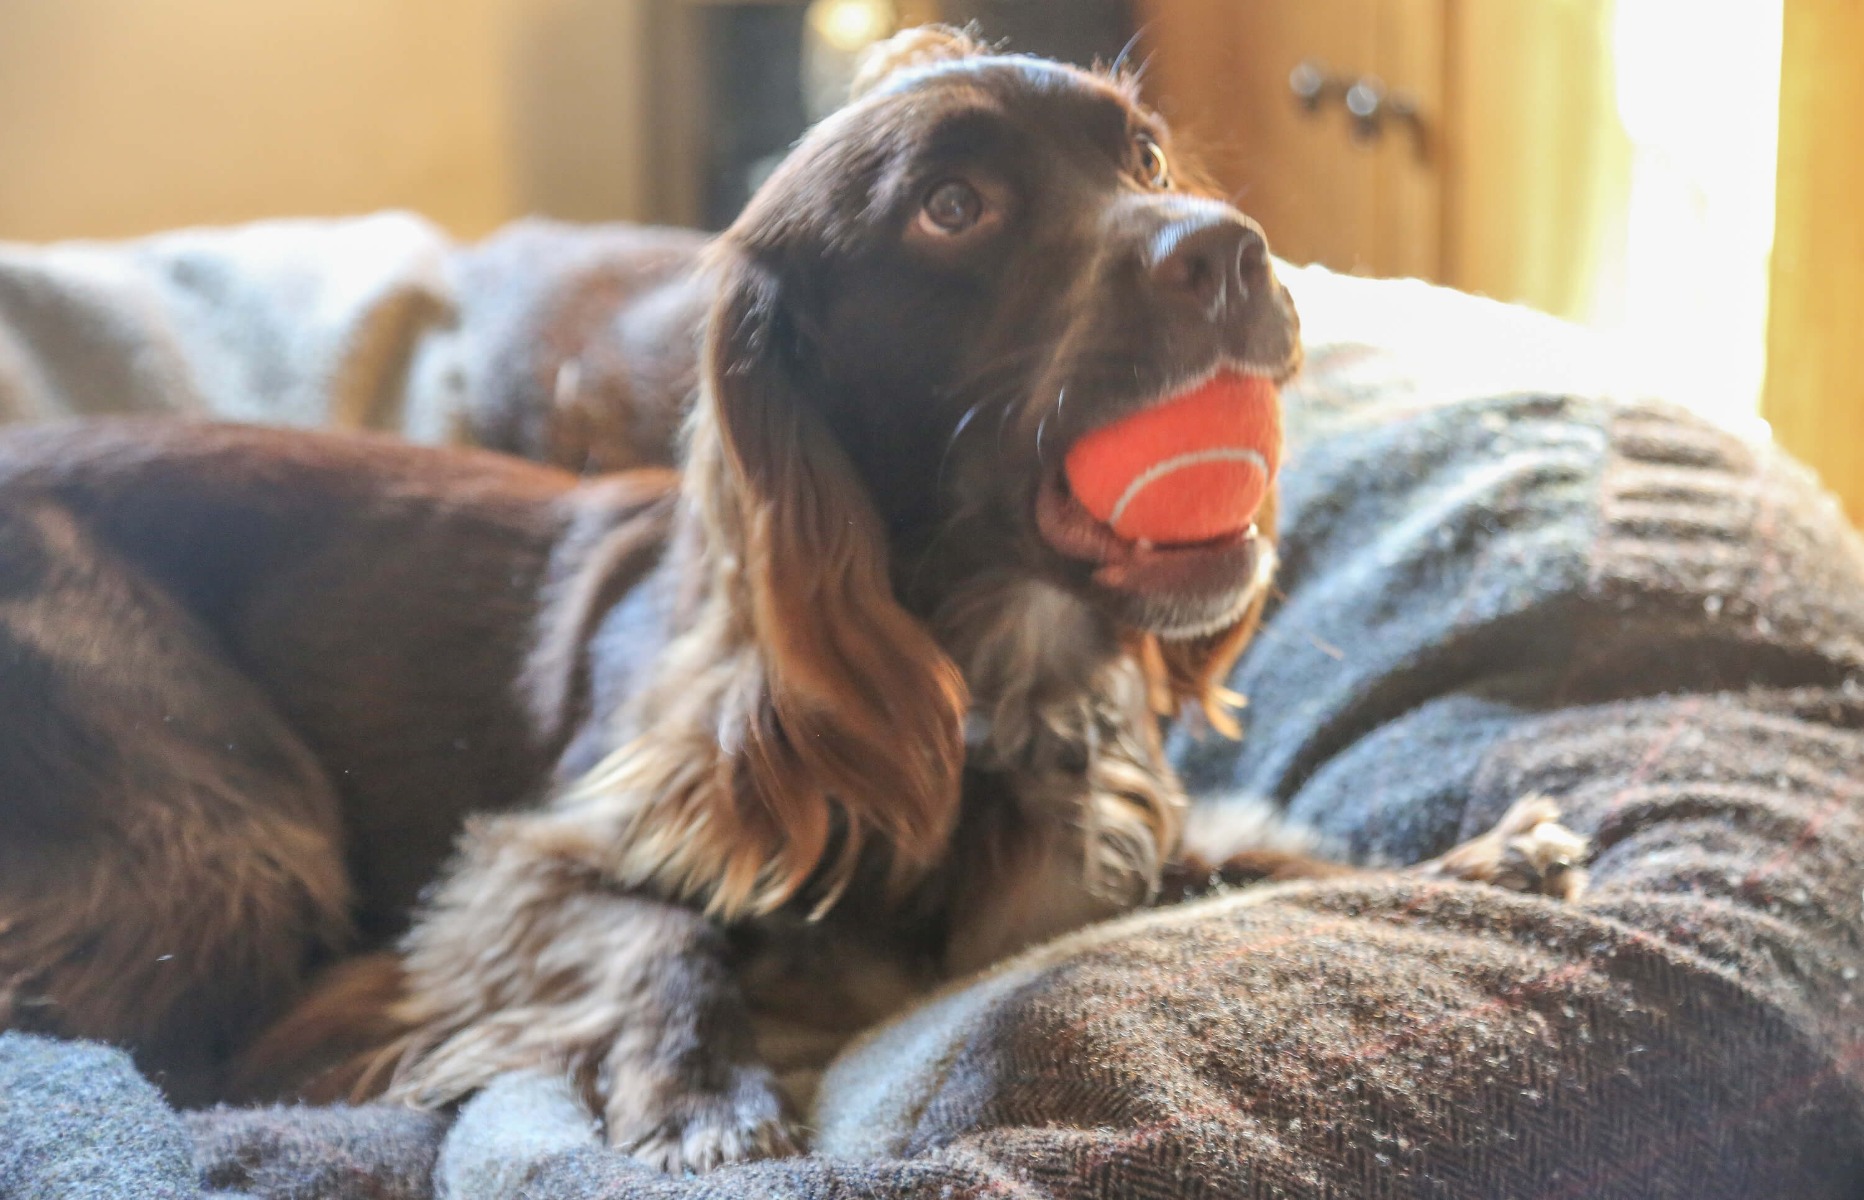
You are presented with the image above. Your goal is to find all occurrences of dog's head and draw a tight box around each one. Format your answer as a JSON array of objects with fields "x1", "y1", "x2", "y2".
[
  {"x1": 613, "y1": 29, "x2": 1299, "y2": 916},
  {"x1": 709, "y1": 26, "x2": 1296, "y2": 632}
]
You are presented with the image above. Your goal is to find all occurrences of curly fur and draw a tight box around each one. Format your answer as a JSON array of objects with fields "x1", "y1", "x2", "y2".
[
  {"x1": 371, "y1": 28, "x2": 1298, "y2": 1141},
  {"x1": 0, "y1": 29, "x2": 1310, "y2": 1173}
]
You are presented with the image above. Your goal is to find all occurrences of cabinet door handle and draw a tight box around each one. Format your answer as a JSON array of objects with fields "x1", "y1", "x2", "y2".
[
  {"x1": 1290, "y1": 60, "x2": 1429, "y2": 164},
  {"x1": 1289, "y1": 59, "x2": 1342, "y2": 113}
]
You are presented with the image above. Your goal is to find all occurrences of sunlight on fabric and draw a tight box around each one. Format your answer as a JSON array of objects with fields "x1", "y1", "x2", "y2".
[{"x1": 1592, "y1": 0, "x2": 1783, "y2": 426}]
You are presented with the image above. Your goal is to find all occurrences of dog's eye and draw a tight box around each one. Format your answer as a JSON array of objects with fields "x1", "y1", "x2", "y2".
[
  {"x1": 919, "y1": 179, "x2": 985, "y2": 235},
  {"x1": 1137, "y1": 135, "x2": 1171, "y2": 189}
]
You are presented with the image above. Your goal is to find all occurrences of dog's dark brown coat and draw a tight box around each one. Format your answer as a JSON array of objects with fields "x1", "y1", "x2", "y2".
[{"x1": 0, "y1": 29, "x2": 1375, "y2": 1171}]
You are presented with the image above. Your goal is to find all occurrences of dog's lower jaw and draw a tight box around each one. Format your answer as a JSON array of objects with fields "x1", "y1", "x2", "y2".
[{"x1": 1141, "y1": 534, "x2": 1279, "y2": 643}]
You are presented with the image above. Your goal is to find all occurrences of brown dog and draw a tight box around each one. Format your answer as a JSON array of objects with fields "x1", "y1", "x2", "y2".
[{"x1": 0, "y1": 29, "x2": 1582, "y2": 1172}]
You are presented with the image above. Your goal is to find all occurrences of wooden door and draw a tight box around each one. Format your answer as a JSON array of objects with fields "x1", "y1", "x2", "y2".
[
  {"x1": 1441, "y1": 0, "x2": 1625, "y2": 318},
  {"x1": 1764, "y1": 0, "x2": 1864, "y2": 526},
  {"x1": 1136, "y1": 0, "x2": 1444, "y2": 280}
]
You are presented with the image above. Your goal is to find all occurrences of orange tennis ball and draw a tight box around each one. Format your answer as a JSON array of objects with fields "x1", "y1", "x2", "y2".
[{"x1": 1063, "y1": 371, "x2": 1281, "y2": 545}]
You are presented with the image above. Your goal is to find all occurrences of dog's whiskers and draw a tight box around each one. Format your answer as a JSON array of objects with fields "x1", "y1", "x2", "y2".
[
  {"x1": 936, "y1": 400, "x2": 987, "y2": 493},
  {"x1": 1107, "y1": 25, "x2": 1155, "y2": 87}
]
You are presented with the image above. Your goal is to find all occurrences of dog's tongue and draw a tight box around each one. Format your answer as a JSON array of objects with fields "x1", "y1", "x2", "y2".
[{"x1": 1063, "y1": 371, "x2": 1282, "y2": 546}]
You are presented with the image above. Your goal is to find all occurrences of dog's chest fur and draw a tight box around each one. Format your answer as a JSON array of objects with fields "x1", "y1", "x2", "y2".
[{"x1": 734, "y1": 580, "x2": 1174, "y2": 1097}]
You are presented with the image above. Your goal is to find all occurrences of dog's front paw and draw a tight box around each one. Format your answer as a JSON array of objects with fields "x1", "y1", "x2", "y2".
[
  {"x1": 1421, "y1": 795, "x2": 1590, "y2": 901},
  {"x1": 606, "y1": 1062, "x2": 799, "y2": 1174}
]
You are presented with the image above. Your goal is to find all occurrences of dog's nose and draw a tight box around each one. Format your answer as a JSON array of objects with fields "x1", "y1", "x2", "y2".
[{"x1": 1147, "y1": 212, "x2": 1270, "y2": 320}]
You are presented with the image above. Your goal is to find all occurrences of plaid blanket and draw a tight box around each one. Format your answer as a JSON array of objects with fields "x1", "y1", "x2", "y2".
[{"x1": 1, "y1": 224, "x2": 1860, "y2": 1199}]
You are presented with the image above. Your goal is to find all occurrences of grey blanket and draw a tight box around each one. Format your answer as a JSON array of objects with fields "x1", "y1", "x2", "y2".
[
  {"x1": 0, "y1": 213, "x2": 705, "y2": 469},
  {"x1": 1, "y1": 221, "x2": 1859, "y2": 1198}
]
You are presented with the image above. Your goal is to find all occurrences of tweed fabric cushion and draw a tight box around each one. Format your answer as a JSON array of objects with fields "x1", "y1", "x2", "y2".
[{"x1": 1, "y1": 250, "x2": 1859, "y2": 1198}]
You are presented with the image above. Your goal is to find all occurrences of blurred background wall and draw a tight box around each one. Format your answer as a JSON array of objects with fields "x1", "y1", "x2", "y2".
[
  {"x1": 0, "y1": 0, "x2": 658, "y2": 239},
  {"x1": 0, "y1": 0, "x2": 1855, "y2": 519}
]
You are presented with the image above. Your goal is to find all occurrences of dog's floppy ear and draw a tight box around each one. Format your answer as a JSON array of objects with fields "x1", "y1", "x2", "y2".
[
  {"x1": 850, "y1": 24, "x2": 990, "y2": 100},
  {"x1": 575, "y1": 250, "x2": 969, "y2": 919},
  {"x1": 704, "y1": 253, "x2": 969, "y2": 908}
]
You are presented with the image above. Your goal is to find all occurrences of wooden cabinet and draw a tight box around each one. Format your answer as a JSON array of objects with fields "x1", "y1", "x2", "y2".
[
  {"x1": 1764, "y1": 0, "x2": 1864, "y2": 526},
  {"x1": 1138, "y1": 0, "x2": 1442, "y2": 281},
  {"x1": 1138, "y1": 0, "x2": 1623, "y2": 320}
]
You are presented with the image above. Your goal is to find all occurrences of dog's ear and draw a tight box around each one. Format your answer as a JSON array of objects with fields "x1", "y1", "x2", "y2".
[
  {"x1": 577, "y1": 252, "x2": 968, "y2": 919},
  {"x1": 1135, "y1": 491, "x2": 1280, "y2": 740},
  {"x1": 850, "y1": 24, "x2": 990, "y2": 100},
  {"x1": 704, "y1": 254, "x2": 969, "y2": 908}
]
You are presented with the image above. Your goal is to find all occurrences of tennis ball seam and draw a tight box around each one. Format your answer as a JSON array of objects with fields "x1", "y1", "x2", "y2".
[{"x1": 1107, "y1": 446, "x2": 1270, "y2": 531}]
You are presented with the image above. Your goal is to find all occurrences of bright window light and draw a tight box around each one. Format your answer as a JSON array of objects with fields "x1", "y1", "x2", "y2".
[{"x1": 1598, "y1": 0, "x2": 1783, "y2": 425}]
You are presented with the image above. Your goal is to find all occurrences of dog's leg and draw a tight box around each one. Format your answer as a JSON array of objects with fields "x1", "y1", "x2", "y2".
[
  {"x1": 376, "y1": 811, "x2": 795, "y2": 1174},
  {"x1": 1158, "y1": 795, "x2": 1356, "y2": 902},
  {"x1": 1157, "y1": 846, "x2": 1364, "y2": 903},
  {"x1": 1161, "y1": 794, "x2": 1589, "y2": 903},
  {"x1": 1416, "y1": 794, "x2": 1590, "y2": 900},
  {"x1": 229, "y1": 952, "x2": 413, "y2": 1103},
  {"x1": 0, "y1": 505, "x2": 351, "y2": 1103}
]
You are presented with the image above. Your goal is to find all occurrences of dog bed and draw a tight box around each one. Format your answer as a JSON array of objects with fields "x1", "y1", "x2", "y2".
[{"x1": 2, "y1": 223, "x2": 1860, "y2": 1198}]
